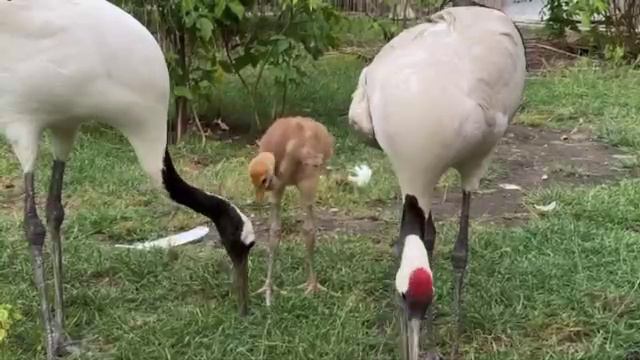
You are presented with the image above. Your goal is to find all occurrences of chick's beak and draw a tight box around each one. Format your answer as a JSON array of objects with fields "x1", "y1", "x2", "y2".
[{"x1": 232, "y1": 255, "x2": 249, "y2": 316}]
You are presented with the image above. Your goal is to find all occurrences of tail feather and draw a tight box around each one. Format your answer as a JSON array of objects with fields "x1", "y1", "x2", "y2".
[{"x1": 348, "y1": 67, "x2": 374, "y2": 139}]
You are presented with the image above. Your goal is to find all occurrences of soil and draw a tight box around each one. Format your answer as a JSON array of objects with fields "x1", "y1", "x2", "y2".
[
  {"x1": 524, "y1": 38, "x2": 581, "y2": 72},
  {"x1": 430, "y1": 124, "x2": 630, "y2": 225},
  {"x1": 222, "y1": 124, "x2": 631, "y2": 248},
  {"x1": 518, "y1": 24, "x2": 583, "y2": 72}
]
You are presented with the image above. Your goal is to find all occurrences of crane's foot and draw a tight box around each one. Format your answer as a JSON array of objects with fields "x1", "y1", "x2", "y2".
[
  {"x1": 253, "y1": 282, "x2": 286, "y2": 307},
  {"x1": 297, "y1": 278, "x2": 327, "y2": 295},
  {"x1": 54, "y1": 338, "x2": 84, "y2": 357},
  {"x1": 52, "y1": 328, "x2": 85, "y2": 357}
]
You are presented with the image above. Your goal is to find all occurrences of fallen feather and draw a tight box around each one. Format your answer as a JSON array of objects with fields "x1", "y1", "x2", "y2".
[
  {"x1": 498, "y1": 183, "x2": 522, "y2": 191},
  {"x1": 541, "y1": 174, "x2": 549, "y2": 181},
  {"x1": 476, "y1": 189, "x2": 497, "y2": 195},
  {"x1": 612, "y1": 154, "x2": 637, "y2": 160},
  {"x1": 347, "y1": 164, "x2": 372, "y2": 187},
  {"x1": 115, "y1": 226, "x2": 210, "y2": 250},
  {"x1": 534, "y1": 201, "x2": 557, "y2": 212}
]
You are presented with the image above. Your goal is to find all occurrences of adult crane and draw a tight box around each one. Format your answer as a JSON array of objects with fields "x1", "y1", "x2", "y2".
[
  {"x1": 348, "y1": 6, "x2": 526, "y2": 359},
  {"x1": 0, "y1": 0, "x2": 256, "y2": 358}
]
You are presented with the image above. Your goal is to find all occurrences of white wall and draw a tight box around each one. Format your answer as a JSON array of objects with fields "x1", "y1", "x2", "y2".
[{"x1": 502, "y1": 0, "x2": 547, "y2": 22}]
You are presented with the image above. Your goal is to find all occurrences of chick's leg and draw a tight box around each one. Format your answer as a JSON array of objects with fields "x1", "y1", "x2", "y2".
[
  {"x1": 296, "y1": 176, "x2": 325, "y2": 294},
  {"x1": 255, "y1": 185, "x2": 285, "y2": 306}
]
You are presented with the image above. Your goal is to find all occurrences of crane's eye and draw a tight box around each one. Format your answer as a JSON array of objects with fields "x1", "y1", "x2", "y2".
[{"x1": 401, "y1": 292, "x2": 406, "y2": 301}]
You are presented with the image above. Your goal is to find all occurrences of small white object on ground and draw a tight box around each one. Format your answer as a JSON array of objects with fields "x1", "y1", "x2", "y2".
[
  {"x1": 115, "y1": 226, "x2": 210, "y2": 250},
  {"x1": 612, "y1": 154, "x2": 637, "y2": 160},
  {"x1": 498, "y1": 183, "x2": 523, "y2": 191},
  {"x1": 534, "y1": 201, "x2": 557, "y2": 212},
  {"x1": 347, "y1": 164, "x2": 372, "y2": 187},
  {"x1": 541, "y1": 174, "x2": 549, "y2": 181}
]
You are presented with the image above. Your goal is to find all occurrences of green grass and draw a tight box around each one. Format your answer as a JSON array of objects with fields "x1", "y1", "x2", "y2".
[
  {"x1": 519, "y1": 60, "x2": 640, "y2": 151},
  {"x1": 2, "y1": 39, "x2": 640, "y2": 360}
]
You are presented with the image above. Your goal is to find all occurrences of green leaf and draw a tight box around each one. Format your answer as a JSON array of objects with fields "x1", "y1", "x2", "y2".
[
  {"x1": 275, "y1": 38, "x2": 290, "y2": 53},
  {"x1": 0, "y1": 309, "x2": 8, "y2": 322},
  {"x1": 214, "y1": 0, "x2": 227, "y2": 17},
  {"x1": 196, "y1": 18, "x2": 214, "y2": 40},
  {"x1": 234, "y1": 52, "x2": 258, "y2": 70},
  {"x1": 227, "y1": 0, "x2": 245, "y2": 19},
  {"x1": 173, "y1": 86, "x2": 193, "y2": 100},
  {"x1": 218, "y1": 60, "x2": 234, "y2": 74}
]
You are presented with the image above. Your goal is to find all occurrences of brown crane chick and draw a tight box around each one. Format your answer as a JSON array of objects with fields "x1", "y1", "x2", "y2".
[{"x1": 248, "y1": 116, "x2": 334, "y2": 306}]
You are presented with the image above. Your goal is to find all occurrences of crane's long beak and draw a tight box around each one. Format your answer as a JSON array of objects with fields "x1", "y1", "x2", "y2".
[
  {"x1": 407, "y1": 317, "x2": 421, "y2": 360},
  {"x1": 232, "y1": 256, "x2": 249, "y2": 316},
  {"x1": 400, "y1": 313, "x2": 421, "y2": 360}
]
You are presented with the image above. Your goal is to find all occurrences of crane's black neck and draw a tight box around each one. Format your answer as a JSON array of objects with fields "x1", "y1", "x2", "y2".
[
  {"x1": 161, "y1": 148, "x2": 249, "y2": 262},
  {"x1": 393, "y1": 194, "x2": 427, "y2": 256},
  {"x1": 161, "y1": 149, "x2": 233, "y2": 219}
]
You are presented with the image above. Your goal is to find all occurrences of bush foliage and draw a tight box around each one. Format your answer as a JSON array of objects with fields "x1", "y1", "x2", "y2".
[
  {"x1": 111, "y1": 0, "x2": 342, "y2": 137},
  {"x1": 0, "y1": 304, "x2": 21, "y2": 345},
  {"x1": 544, "y1": 0, "x2": 640, "y2": 61}
]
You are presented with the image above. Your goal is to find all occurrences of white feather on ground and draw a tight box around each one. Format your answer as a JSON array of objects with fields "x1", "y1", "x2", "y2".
[
  {"x1": 115, "y1": 226, "x2": 210, "y2": 250},
  {"x1": 347, "y1": 164, "x2": 372, "y2": 187}
]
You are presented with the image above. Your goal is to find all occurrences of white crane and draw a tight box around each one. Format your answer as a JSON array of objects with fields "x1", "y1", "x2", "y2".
[
  {"x1": 0, "y1": 1, "x2": 256, "y2": 358},
  {"x1": 348, "y1": 6, "x2": 526, "y2": 360}
]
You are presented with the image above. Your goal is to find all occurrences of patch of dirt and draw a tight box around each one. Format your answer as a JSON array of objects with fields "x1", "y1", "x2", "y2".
[
  {"x1": 219, "y1": 212, "x2": 390, "y2": 246},
  {"x1": 429, "y1": 124, "x2": 629, "y2": 226},
  {"x1": 524, "y1": 38, "x2": 581, "y2": 72},
  {"x1": 514, "y1": 23, "x2": 584, "y2": 72},
  {"x1": 210, "y1": 125, "x2": 630, "y2": 248}
]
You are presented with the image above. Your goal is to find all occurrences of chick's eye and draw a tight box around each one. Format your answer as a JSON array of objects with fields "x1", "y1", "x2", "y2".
[{"x1": 261, "y1": 177, "x2": 268, "y2": 185}]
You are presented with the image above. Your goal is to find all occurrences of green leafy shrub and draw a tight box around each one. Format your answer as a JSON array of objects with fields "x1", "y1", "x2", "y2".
[
  {"x1": 111, "y1": 0, "x2": 343, "y2": 136},
  {"x1": 0, "y1": 304, "x2": 22, "y2": 345},
  {"x1": 544, "y1": 0, "x2": 640, "y2": 61}
]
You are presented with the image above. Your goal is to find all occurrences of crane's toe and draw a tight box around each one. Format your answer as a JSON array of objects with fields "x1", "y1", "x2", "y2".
[
  {"x1": 297, "y1": 278, "x2": 327, "y2": 295},
  {"x1": 53, "y1": 336, "x2": 84, "y2": 358},
  {"x1": 254, "y1": 282, "x2": 287, "y2": 306}
]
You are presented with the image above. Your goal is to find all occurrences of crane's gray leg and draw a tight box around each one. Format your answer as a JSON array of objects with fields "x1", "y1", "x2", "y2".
[
  {"x1": 296, "y1": 177, "x2": 326, "y2": 294},
  {"x1": 254, "y1": 186, "x2": 285, "y2": 306},
  {"x1": 451, "y1": 191, "x2": 471, "y2": 359},
  {"x1": 45, "y1": 160, "x2": 80, "y2": 356},
  {"x1": 423, "y1": 211, "x2": 441, "y2": 360},
  {"x1": 23, "y1": 172, "x2": 56, "y2": 360},
  {"x1": 46, "y1": 161, "x2": 65, "y2": 344}
]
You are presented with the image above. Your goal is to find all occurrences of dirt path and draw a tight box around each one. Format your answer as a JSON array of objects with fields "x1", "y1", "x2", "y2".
[
  {"x1": 250, "y1": 124, "x2": 631, "y2": 243},
  {"x1": 430, "y1": 124, "x2": 629, "y2": 225}
]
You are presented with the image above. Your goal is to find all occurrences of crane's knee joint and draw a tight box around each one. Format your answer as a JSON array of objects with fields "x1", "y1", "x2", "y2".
[
  {"x1": 46, "y1": 202, "x2": 65, "y2": 229},
  {"x1": 25, "y1": 214, "x2": 46, "y2": 247},
  {"x1": 451, "y1": 250, "x2": 468, "y2": 272}
]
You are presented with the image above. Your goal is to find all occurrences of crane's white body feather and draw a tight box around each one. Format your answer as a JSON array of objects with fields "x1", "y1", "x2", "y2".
[
  {"x1": 0, "y1": 3, "x2": 256, "y2": 344},
  {"x1": 349, "y1": 6, "x2": 526, "y2": 214},
  {"x1": 0, "y1": 0, "x2": 169, "y2": 182}
]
